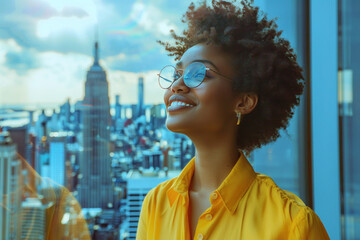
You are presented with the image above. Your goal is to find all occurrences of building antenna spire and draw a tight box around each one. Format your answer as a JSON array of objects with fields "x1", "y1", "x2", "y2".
[{"x1": 94, "y1": 25, "x2": 99, "y2": 65}]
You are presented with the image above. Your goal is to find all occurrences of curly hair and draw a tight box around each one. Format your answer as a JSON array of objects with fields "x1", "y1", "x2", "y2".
[{"x1": 158, "y1": 0, "x2": 304, "y2": 154}]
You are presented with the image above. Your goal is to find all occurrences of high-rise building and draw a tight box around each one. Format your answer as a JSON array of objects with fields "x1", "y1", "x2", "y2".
[
  {"x1": 124, "y1": 177, "x2": 169, "y2": 240},
  {"x1": 35, "y1": 110, "x2": 48, "y2": 174},
  {"x1": 49, "y1": 133, "x2": 66, "y2": 186},
  {"x1": 60, "y1": 98, "x2": 71, "y2": 123},
  {"x1": 21, "y1": 198, "x2": 46, "y2": 240},
  {"x1": 137, "y1": 77, "x2": 144, "y2": 118},
  {"x1": 150, "y1": 104, "x2": 166, "y2": 129},
  {"x1": 0, "y1": 132, "x2": 22, "y2": 240},
  {"x1": 78, "y1": 42, "x2": 114, "y2": 208},
  {"x1": 115, "y1": 94, "x2": 122, "y2": 120},
  {"x1": 39, "y1": 136, "x2": 50, "y2": 187}
]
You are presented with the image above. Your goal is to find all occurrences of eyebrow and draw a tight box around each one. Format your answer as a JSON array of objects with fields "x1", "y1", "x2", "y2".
[{"x1": 176, "y1": 59, "x2": 219, "y2": 71}]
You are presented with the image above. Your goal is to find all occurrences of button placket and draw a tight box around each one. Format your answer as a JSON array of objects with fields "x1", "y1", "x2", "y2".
[{"x1": 197, "y1": 233, "x2": 204, "y2": 240}]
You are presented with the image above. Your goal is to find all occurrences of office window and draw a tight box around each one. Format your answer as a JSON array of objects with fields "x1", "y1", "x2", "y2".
[
  {"x1": 339, "y1": 0, "x2": 360, "y2": 239},
  {"x1": 251, "y1": 0, "x2": 309, "y2": 203}
]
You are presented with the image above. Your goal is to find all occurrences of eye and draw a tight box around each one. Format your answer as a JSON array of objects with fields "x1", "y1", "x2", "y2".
[
  {"x1": 174, "y1": 71, "x2": 182, "y2": 80},
  {"x1": 205, "y1": 70, "x2": 213, "y2": 78}
]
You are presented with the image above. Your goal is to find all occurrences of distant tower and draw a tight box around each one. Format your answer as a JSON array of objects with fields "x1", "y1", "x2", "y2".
[
  {"x1": 0, "y1": 132, "x2": 22, "y2": 240},
  {"x1": 115, "y1": 95, "x2": 121, "y2": 119},
  {"x1": 78, "y1": 42, "x2": 114, "y2": 208},
  {"x1": 137, "y1": 77, "x2": 144, "y2": 117}
]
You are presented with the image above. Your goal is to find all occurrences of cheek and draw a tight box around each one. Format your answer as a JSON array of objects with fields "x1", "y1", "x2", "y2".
[
  {"x1": 197, "y1": 84, "x2": 234, "y2": 114},
  {"x1": 163, "y1": 90, "x2": 172, "y2": 105}
]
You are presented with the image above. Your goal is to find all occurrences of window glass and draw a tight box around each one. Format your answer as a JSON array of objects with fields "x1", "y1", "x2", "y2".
[
  {"x1": 339, "y1": 0, "x2": 360, "y2": 239},
  {"x1": 251, "y1": 0, "x2": 308, "y2": 201},
  {"x1": 0, "y1": 0, "x2": 310, "y2": 238}
]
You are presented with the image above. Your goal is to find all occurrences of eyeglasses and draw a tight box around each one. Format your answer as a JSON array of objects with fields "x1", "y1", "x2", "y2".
[{"x1": 157, "y1": 62, "x2": 232, "y2": 89}]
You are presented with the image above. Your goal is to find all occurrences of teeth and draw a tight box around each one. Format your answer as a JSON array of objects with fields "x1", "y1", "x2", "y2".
[{"x1": 169, "y1": 101, "x2": 194, "y2": 108}]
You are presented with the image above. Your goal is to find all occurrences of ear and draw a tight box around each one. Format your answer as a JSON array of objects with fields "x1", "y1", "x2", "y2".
[{"x1": 234, "y1": 93, "x2": 258, "y2": 115}]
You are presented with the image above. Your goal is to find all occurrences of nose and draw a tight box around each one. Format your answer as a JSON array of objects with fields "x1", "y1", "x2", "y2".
[{"x1": 170, "y1": 76, "x2": 190, "y2": 93}]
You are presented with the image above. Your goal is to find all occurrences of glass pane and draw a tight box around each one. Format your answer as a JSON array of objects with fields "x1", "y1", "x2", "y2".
[
  {"x1": 0, "y1": 0, "x2": 311, "y2": 239},
  {"x1": 339, "y1": 0, "x2": 360, "y2": 239},
  {"x1": 0, "y1": 0, "x2": 193, "y2": 238},
  {"x1": 251, "y1": 0, "x2": 308, "y2": 201}
]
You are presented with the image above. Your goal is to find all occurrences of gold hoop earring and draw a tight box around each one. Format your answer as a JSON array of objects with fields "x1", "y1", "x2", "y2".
[{"x1": 236, "y1": 112, "x2": 241, "y2": 125}]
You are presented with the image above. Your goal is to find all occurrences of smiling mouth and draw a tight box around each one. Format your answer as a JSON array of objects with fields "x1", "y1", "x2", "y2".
[{"x1": 168, "y1": 101, "x2": 195, "y2": 112}]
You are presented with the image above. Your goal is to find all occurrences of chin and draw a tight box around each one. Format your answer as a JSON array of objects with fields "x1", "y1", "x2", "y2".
[
  {"x1": 165, "y1": 117, "x2": 192, "y2": 134},
  {"x1": 165, "y1": 120, "x2": 185, "y2": 133}
]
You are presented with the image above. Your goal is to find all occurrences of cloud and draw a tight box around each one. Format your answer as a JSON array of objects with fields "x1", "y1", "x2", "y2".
[
  {"x1": 0, "y1": 0, "x2": 188, "y2": 66},
  {"x1": 22, "y1": 0, "x2": 58, "y2": 19},
  {"x1": 61, "y1": 6, "x2": 89, "y2": 18},
  {"x1": 0, "y1": 38, "x2": 164, "y2": 105},
  {"x1": 0, "y1": 0, "x2": 194, "y2": 105},
  {"x1": 105, "y1": 53, "x2": 127, "y2": 63},
  {"x1": 130, "y1": 2, "x2": 179, "y2": 37},
  {"x1": 0, "y1": 0, "x2": 97, "y2": 54},
  {"x1": 20, "y1": 0, "x2": 89, "y2": 19},
  {"x1": 0, "y1": 38, "x2": 91, "y2": 104},
  {"x1": 5, "y1": 49, "x2": 39, "y2": 75},
  {"x1": 1, "y1": 39, "x2": 40, "y2": 75}
]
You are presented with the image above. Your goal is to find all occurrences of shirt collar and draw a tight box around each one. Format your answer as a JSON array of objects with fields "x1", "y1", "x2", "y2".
[{"x1": 167, "y1": 151, "x2": 256, "y2": 214}]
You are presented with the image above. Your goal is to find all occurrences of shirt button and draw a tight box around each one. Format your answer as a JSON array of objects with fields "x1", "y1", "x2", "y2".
[
  {"x1": 205, "y1": 214, "x2": 212, "y2": 221},
  {"x1": 197, "y1": 233, "x2": 204, "y2": 240},
  {"x1": 210, "y1": 192, "x2": 218, "y2": 200}
]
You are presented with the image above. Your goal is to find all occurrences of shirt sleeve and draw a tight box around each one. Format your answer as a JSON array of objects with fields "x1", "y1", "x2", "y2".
[
  {"x1": 289, "y1": 207, "x2": 330, "y2": 240},
  {"x1": 136, "y1": 191, "x2": 151, "y2": 240}
]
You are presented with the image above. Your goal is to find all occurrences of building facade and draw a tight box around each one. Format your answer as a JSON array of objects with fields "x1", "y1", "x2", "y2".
[
  {"x1": 124, "y1": 177, "x2": 169, "y2": 240},
  {"x1": 78, "y1": 42, "x2": 114, "y2": 208},
  {"x1": 0, "y1": 132, "x2": 22, "y2": 240}
]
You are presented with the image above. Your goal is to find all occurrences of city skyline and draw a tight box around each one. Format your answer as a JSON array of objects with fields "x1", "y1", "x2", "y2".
[{"x1": 0, "y1": 0, "x2": 194, "y2": 105}]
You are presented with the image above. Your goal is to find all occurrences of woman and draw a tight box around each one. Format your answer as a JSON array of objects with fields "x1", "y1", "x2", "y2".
[{"x1": 137, "y1": 1, "x2": 329, "y2": 239}]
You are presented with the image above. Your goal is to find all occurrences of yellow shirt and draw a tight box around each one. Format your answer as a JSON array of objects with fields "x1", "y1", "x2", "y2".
[{"x1": 136, "y1": 152, "x2": 329, "y2": 240}]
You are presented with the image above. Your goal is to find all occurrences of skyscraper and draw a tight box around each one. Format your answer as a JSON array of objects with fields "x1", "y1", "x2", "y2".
[
  {"x1": 21, "y1": 198, "x2": 46, "y2": 240},
  {"x1": 137, "y1": 77, "x2": 144, "y2": 118},
  {"x1": 0, "y1": 132, "x2": 22, "y2": 240},
  {"x1": 115, "y1": 94, "x2": 121, "y2": 120},
  {"x1": 125, "y1": 177, "x2": 169, "y2": 240},
  {"x1": 78, "y1": 42, "x2": 114, "y2": 208},
  {"x1": 49, "y1": 134, "x2": 66, "y2": 186}
]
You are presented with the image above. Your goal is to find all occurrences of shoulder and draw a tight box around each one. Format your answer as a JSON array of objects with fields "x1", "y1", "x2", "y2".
[
  {"x1": 251, "y1": 174, "x2": 329, "y2": 239},
  {"x1": 249, "y1": 173, "x2": 313, "y2": 222},
  {"x1": 252, "y1": 173, "x2": 309, "y2": 218},
  {"x1": 253, "y1": 173, "x2": 306, "y2": 208}
]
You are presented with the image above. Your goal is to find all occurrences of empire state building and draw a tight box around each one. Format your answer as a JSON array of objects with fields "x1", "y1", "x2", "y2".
[{"x1": 78, "y1": 42, "x2": 114, "y2": 208}]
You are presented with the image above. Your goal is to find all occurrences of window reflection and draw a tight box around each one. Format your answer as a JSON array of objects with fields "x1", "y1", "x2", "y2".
[
  {"x1": 0, "y1": 132, "x2": 91, "y2": 239},
  {"x1": 339, "y1": 0, "x2": 360, "y2": 239}
]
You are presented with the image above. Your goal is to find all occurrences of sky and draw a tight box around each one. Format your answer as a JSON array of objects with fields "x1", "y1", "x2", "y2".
[{"x1": 0, "y1": 0, "x2": 193, "y2": 105}]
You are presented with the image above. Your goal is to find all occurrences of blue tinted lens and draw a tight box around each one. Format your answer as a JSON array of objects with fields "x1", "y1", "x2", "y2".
[
  {"x1": 183, "y1": 62, "x2": 206, "y2": 88},
  {"x1": 159, "y1": 65, "x2": 177, "y2": 89}
]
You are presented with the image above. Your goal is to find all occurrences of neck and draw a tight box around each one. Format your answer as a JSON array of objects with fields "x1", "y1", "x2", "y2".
[{"x1": 188, "y1": 128, "x2": 240, "y2": 193}]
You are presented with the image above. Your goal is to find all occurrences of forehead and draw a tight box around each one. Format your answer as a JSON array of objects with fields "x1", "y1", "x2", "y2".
[{"x1": 177, "y1": 44, "x2": 234, "y2": 73}]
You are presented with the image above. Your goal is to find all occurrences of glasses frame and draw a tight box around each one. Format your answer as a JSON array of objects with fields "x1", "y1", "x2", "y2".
[{"x1": 157, "y1": 62, "x2": 233, "y2": 89}]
